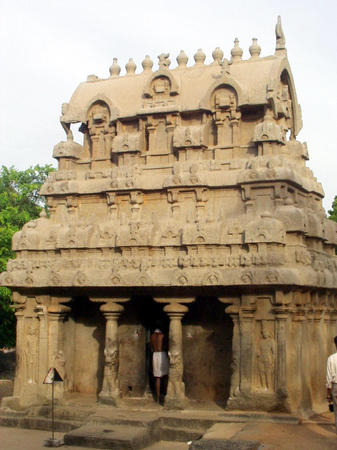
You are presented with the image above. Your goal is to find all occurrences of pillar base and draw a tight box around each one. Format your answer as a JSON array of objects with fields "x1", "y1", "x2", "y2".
[
  {"x1": 98, "y1": 393, "x2": 121, "y2": 407},
  {"x1": 226, "y1": 391, "x2": 288, "y2": 412},
  {"x1": 164, "y1": 395, "x2": 186, "y2": 410},
  {"x1": 165, "y1": 379, "x2": 186, "y2": 409}
]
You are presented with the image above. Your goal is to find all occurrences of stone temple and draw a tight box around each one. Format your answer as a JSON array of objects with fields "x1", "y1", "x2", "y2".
[{"x1": 1, "y1": 17, "x2": 337, "y2": 414}]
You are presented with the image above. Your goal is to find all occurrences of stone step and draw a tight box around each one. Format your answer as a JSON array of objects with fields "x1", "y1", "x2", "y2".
[
  {"x1": 161, "y1": 416, "x2": 214, "y2": 430},
  {"x1": 64, "y1": 423, "x2": 154, "y2": 449},
  {"x1": 0, "y1": 414, "x2": 82, "y2": 432},
  {"x1": 160, "y1": 424, "x2": 203, "y2": 442}
]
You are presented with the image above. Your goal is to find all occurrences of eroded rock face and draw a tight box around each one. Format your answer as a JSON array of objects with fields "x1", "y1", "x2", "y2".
[{"x1": 1, "y1": 18, "x2": 337, "y2": 413}]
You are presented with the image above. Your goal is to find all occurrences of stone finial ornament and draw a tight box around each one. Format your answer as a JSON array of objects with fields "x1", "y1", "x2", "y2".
[
  {"x1": 87, "y1": 74, "x2": 99, "y2": 82},
  {"x1": 125, "y1": 58, "x2": 137, "y2": 74},
  {"x1": 158, "y1": 53, "x2": 171, "y2": 70},
  {"x1": 249, "y1": 38, "x2": 261, "y2": 59},
  {"x1": 231, "y1": 38, "x2": 243, "y2": 63},
  {"x1": 109, "y1": 58, "x2": 121, "y2": 77},
  {"x1": 176, "y1": 50, "x2": 188, "y2": 67},
  {"x1": 275, "y1": 16, "x2": 286, "y2": 53},
  {"x1": 194, "y1": 48, "x2": 206, "y2": 65},
  {"x1": 212, "y1": 47, "x2": 224, "y2": 64},
  {"x1": 142, "y1": 55, "x2": 153, "y2": 72}
]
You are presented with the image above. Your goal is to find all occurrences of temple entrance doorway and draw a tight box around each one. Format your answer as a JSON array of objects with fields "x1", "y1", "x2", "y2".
[
  {"x1": 183, "y1": 297, "x2": 233, "y2": 405},
  {"x1": 118, "y1": 297, "x2": 168, "y2": 400}
]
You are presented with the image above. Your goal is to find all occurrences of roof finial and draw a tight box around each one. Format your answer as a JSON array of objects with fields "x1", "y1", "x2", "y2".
[
  {"x1": 275, "y1": 16, "x2": 286, "y2": 54},
  {"x1": 231, "y1": 38, "x2": 243, "y2": 63},
  {"x1": 194, "y1": 48, "x2": 206, "y2": 65},
  {"x1": 142, "y1": 55, "x2": 153, "y2": 72},
  {"x1": 177, "y1": 50, "x2": 188, "y2": 68},
  {"x1": 125, "y1": 58, "x2": 137, "y2": 75},
  {"x1": 249, "y1": 38, "x2": 261, "y2": 59},
  {"x1": 109, "y1": 57, "x2": 121, "y2": 77},
  {"x1": 212, "y1": 47, "x2": 224, "y2": 64}
]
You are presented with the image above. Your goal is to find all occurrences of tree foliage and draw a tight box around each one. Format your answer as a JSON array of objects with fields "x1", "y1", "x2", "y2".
[
  {"x1": 0, "y1": 165, "x2": 54, "y2": 347},
  {"x1": 328, "y1": 196, "x2": 337, "y2": 223}
]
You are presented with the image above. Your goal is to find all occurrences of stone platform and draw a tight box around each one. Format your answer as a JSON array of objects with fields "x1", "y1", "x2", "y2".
[{"x1": 3, "y1": 395, "x2": 331, "y2": 449}]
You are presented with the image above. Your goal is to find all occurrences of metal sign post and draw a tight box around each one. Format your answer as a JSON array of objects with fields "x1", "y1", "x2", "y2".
[{"x1": 43, "y1": 367, "x2": 63, "y2": 447}]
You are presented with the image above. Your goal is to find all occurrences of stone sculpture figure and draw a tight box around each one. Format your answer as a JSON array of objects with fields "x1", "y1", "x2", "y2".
[
  {"x1": 25, "y1": 323, "x2": 39, "y2": 384},
  {"x1": 101, "y1": 338, "x2": 119, "y2": 399},
  {"x1": 167, "y1": 350, "x2": 185, "y2": 401},
  {"x1": 257, "y1": 321, "x2": 275, "y2": 391}
]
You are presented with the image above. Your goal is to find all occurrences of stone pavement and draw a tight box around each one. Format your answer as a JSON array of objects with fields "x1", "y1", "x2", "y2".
[
  {"x1": 0, "y1": 426, "x2": 187, "y2": 449},
  {"x1": 1, "y1": 412, "x2": 336, "y2": 450}
]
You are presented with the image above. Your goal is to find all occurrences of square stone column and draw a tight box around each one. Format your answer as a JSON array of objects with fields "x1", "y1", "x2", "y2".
[
  {"x1": 47, "y1": 302, "x2": 71, "y2": 400},
  {"x1": 163, "y1": 302, "x2": 188, "y2": 409},
  {"x1": 99, "y1": 302, "x2": 124, "y2": 406}
]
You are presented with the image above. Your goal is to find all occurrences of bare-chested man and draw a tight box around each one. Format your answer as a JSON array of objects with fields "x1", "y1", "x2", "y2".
[{"x1": 150, "y1": 327, "x2": 168, "y2": 403}]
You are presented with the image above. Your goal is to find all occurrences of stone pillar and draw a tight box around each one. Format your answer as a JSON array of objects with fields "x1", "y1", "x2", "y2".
[
  {"x1": 12, "y1": 299, "x2": 25, "y2": 398},
  {"x1": 99, "y1": 302, "x2": 124, "y2": 405},
  {"x1": 291, "y1": 297, "x2": 306, "y2": 410},
  {"x1": 226, "y1": 305, "x2": 240, "y2": 398},
  {"x1": 273, "y1": 305, "x2": 289, "y2": 400},
  {"x1": 47, "y1": 302, "x2": 71, "y2": 399},
  {"x1": 36, "y1": 303, "x2": 48, "y2": 385},
  {"x1": 164, "y1": 303, "x2": 188, "y2": 409},
  {"x1": 11, "y1": 295, "x2": 42, "y2": 407},
  {"x1": 239, "y1": 298, "x2": 256, "y2": 395}
]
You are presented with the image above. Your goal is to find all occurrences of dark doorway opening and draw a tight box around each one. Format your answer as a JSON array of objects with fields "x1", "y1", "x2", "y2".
[{"x1": 118, "y1": 297, "x2": 169, "y2": 400}]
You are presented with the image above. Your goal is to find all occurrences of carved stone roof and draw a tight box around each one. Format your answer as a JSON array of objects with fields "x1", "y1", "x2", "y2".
[{"x1": 62, "y1": 54, "x2": 302, "y2": 137}]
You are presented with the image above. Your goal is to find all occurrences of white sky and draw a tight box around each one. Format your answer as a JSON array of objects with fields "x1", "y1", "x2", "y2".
[{"x1": 0, "y1": 0, "x2": 336, "y2": 212}]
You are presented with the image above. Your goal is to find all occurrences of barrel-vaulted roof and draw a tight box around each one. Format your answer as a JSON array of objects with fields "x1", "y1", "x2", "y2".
[{"x1": 61, "y1": 51, "x2": 302, "y2": 137}]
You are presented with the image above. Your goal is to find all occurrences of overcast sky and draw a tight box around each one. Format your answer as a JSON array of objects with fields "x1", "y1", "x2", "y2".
[{"x1": 1, "y1": 0, "x2": 336, "y2": 212}]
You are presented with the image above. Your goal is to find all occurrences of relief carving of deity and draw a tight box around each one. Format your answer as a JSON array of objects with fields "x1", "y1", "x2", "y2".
[
  {"x1": 25, "y1": 322, "x2": 39, "y2": 383},
  {"x1": 101, "y1": 338, "x2": 119, "y2": 395},
  {"x1": 257, "y1": 321, "x2": 275, "y2": 391}
]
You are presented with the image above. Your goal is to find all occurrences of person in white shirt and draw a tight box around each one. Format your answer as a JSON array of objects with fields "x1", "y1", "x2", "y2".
[{"x1": 326, "y1": 336, "x2": 337, "y2": 429}]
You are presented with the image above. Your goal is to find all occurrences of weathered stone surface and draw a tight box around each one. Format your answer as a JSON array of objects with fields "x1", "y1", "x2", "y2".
[
  {"x1": 1, "y1": 17, "x2": 336, "y2": 413},
  {"x1": 189, "y1": 439, "x2": 261, "y2": 450}
]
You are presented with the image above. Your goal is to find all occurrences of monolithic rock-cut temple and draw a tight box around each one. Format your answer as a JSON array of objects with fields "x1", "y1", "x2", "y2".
[{"x1": 1, "y1": 18, "x2": 337, "y2": 414}]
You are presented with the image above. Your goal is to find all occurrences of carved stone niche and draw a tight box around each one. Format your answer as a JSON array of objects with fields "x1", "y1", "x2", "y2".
[
  {"x1": 211, "y1": 85, "x2": 239, "y2": 147},
  {"x1": 87, "y1": 101, "x2": 115, "y2": 168},
  {"x1": 111, "y1": 133, "x2": 142, "y2": 166},
  {"x1": 52, "y1": 140, "x2": 83, "y2": 171},
  {"x1": 173, "y1": 125, "x2": 208, "y2": 150},
  {"x1": 142, "y1": 71, "x2": 179, "y2": 110}
]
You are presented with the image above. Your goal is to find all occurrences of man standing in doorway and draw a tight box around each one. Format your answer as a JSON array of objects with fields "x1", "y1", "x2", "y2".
[
  {"x1": 150, "y1": 326, "x2": 169, "y2": 404},
  {"x1": 326, "y1": 336, "x2": 337, "y2": 430}
]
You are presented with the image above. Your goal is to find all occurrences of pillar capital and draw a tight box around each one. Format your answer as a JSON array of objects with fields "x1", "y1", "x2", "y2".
[
  {"x1": 100, "y1": 302, "x2": 124, "y2": 319},
  {"x1": 90, "y1": 297, "x2": 130, "y2": 304},
  {"x1": 164, "y1": 303, "x2": 188, "y2": 318},
  {"x1": 154, "y1": 297, "x2": 194, "y2": 304},
  {"x1": 47, "y1": 304, "x2": 71, "y2": 319}
]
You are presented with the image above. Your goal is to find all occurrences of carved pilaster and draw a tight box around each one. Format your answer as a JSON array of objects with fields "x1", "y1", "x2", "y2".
[
  {"x1": 12, "y1": 293, "x2": 26, "y2": 397},
  {"x1": 11, "y1": 295, "x2": 42, "y2": 406},
  {"x1": 163, "y1": 302, "x2": 188, "y2": 409},
  {"x1": 36, "y1": 297, "x2": 50, "y2": 385},
  {"x1": 225, "y1": 304, "x2": 240, "y2": 398},
  {"x1": 272, "y1": 304, "x2": 290, "y2": 399},
  {"x1": 239, "y1": 296, "x2": 256, "y2": 394},
  {"x1": 99, "y1": 302, "x2": 124, "y2": 405},
  {"x1": 47, "y1": 302, "x2": 71, "y2": 399}
]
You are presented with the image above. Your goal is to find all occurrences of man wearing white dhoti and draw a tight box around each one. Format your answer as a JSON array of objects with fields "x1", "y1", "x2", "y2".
[{"x1": 150, "y1": 328, "x2": 169, "y2": 403}]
